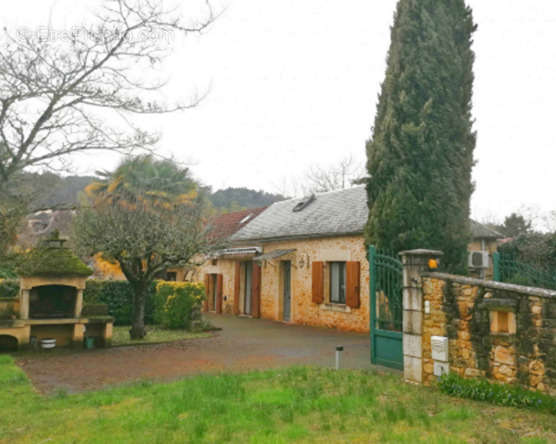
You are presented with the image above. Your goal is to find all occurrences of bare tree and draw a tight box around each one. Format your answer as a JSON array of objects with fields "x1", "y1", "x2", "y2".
[
  {"x1": 303, "y1": 155, "x2": 365, "y2": 194},
  {"x1": 0, "y1": 0, "x2": 216, "y2": 187}
]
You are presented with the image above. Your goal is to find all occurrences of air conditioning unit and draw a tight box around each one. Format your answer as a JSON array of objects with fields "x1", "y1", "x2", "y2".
[{"x1": 468, "y1": 251, "x2": 489, "y2": 269}]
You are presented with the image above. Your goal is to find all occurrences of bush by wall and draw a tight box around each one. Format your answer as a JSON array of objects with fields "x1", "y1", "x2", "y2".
[
  {"x1": 439, "y1": 373, "x2": 556, "y2": 414},
  {"x1": 154, "y1": 281, "x2": 205, "y2": 329},
  {"x1": 81, "y1": 304, "x2": 110, "y2": 317},
  {"x1": 0, "y1": 279, "x2": 19, "y2": 299},
  {"x1": 83, "y1": 280, "x2": 156, "y2": 325},
  {"x1": 0, "y1": 267, "x2": 17, "y2": 280}
]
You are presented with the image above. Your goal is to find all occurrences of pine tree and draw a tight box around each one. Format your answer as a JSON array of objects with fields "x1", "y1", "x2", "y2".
[{"x1": 365, "y1": 0, "x2": 476, "y2": 272}]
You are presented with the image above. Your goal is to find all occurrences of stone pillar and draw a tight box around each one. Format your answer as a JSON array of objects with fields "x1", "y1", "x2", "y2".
[
  {"x1": 400, "y1": 249, "x2": 443, "y2": 383},
  {"x1": 103, "y1": 322, "x2": 113, "y2": 347},
  {"x1": 73, "y1": 324, "x2": 85, "y2": 347},
  {"x1": 75, "y1": 289, "x2": 84, "y2": 318},
  {"x1": 20, "y1": 290, "x2": 30, "y2": 320}
]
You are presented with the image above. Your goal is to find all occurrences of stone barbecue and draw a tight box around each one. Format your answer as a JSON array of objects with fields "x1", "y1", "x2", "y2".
[{"x1": 0, "y1": 233, "x2": 113, "y2": 350}]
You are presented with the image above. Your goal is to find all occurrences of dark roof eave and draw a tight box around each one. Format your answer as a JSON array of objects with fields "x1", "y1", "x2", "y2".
[
  {"x1": 231, "y1": 230, "x2": 365, "y2": 245},
  {"x1": 231, "y1": 231, "x2": 501, "y2": 246}
]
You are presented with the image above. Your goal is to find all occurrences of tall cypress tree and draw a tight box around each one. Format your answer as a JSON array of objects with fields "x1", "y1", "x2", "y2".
[{"x1": 365, "y1": 0, "x2": 476, "y2": 272}]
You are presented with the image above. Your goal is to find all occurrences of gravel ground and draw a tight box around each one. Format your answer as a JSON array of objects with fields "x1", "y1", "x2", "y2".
[{"x1": 15, "y1": 314, "x2": 379, "y2": 394}]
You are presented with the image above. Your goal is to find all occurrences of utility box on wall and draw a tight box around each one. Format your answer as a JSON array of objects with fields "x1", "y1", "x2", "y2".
[
  {"x1": 431, "y1": 336, "x2": 450, "y2": 376},
  {"x1": 431, "y1": 336, "x2": 449, "y2": 362}
]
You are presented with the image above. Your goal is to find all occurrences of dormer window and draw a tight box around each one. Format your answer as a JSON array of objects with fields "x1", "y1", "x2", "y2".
[{"x1": 293, "y1": 194, "x2": 316, "y2": 212}]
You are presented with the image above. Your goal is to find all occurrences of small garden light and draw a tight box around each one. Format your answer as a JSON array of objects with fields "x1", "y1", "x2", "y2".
[
  {"x1": 335, "y1": 346, "x2": 343, "y2": 370},
  {"x1": 428, "y1": 258, "x2": 439, "y2": 270}
]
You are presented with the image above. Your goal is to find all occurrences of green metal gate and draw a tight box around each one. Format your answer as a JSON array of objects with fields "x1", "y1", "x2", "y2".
[{"x1": 369, "y1": 246, "x2": 403, "y2": 370}]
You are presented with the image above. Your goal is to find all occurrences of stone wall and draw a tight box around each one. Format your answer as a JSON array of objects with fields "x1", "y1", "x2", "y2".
[
  {"x1": 194, "y1": 259, "x2": 238, "y2": 315},
  {"x1": 259, "y1": 236, "x2": 370, "y2": 332},
  {"x1": 421, "y1": 273, "x2": 555, "y2": 395}
]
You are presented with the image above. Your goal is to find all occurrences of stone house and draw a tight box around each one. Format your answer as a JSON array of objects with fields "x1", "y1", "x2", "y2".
[
  {"x1": 468, "y1": 220, "x2": 503, "y2": 279},
  {"x1": 193, "y1": 186, "x2": 501, "y2": 333}
]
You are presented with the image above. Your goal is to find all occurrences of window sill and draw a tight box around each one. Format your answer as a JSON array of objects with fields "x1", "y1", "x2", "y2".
[{"x1": 322, "y1": 303, "x2": 351, "y2": 313}]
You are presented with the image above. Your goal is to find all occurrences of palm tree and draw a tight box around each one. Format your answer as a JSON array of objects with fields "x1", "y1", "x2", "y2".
[
  {"x1": 86, "y1": 155, "x2": 198, "y2": 209},
  {"x1": 77, "y1": 155, "x2": 211, "y2": 339}
]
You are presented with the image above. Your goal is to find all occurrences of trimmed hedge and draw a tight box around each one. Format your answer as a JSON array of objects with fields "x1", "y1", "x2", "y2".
[
  {"x1": 83, "y1": 280, "x2": 156, "y2": 325},
  {"x1": 154, "y1": 281, "x2": 205, "y2": 329},
  {"x1": 439, "y1": 373, "x2": 556, "y2": 414},
  {"x1": 81, "y1": 304, "x2": 110, "y2": 317}
]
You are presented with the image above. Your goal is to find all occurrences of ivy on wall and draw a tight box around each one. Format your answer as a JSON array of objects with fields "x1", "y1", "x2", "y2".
[
  {"x1": 469, "y1": 288, "x2": 491, "y2": 373},
  {"x1": 441, "y1": 280, "x2": 460, "y2": 340}
]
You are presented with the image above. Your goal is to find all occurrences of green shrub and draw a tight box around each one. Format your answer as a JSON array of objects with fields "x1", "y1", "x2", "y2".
[
  {"x1": 154, "y1": 281, "x2": 205, "y2": 329},
  {"x1": 0, "y1": 279, "x2": 19, "y2": 299},
  {"x1": 0, "y1": 267, "x2": 17, "y2": 279},
  {"x1": 0, "y1": 253, "x2": 22, "y2": 279},
  {"x1": 81, "y1": 304, "x2": 110, "y2": 317},
  {"x1": 438, "y1": 373, "x2": 556, "y2": 414},
  {"x1": 83, "y1": 280, "x2": 156, "y2": 325}
]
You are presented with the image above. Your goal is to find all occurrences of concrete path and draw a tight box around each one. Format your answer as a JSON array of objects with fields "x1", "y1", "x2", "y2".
[
  {"x1": 16, "y1": 314, "x2": 379, "y2": 393},
  {"x1": 206, "y1": 314, "x2": 372, "y2": 369}
]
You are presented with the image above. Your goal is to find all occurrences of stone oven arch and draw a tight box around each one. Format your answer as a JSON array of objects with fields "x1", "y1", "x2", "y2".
[
  {"x1": 0, "y1": 334, "x2": 18, "y2": 352},
  {"x1": 29, "y1": 284, "x2": 78, "y2": 319}
]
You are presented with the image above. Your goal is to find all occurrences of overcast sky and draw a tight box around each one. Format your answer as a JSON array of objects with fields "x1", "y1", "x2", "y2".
[{"x1": 3, "y1": 1, "x2": 556, "y2": 225}]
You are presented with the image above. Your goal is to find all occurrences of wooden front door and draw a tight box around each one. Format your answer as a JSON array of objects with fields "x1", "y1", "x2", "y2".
[
  {"x1": 282, "y1": 261, "x2": 291, "y2": 321},
  {"x1": 211, "y1": 274, "x2": 218, "y2": 311},
  {"x1": 244, "y1": 262, "x2": 253, "y2": 315}
]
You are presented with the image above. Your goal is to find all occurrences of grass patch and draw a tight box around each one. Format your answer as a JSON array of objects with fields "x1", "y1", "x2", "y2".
[
  {"x1": 111, "y1": 325, "x2": 209, "y2": 346},
  {"x1": 0, "y1": 357, "x2": 554, "y2": 443}
]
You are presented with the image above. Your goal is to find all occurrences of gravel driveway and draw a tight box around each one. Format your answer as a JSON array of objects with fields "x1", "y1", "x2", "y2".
[{"x1": 16, "y1": 314, "x2": 375, "y2": 393}]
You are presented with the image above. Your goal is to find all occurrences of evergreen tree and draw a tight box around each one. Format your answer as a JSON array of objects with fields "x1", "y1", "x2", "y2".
[
  {"x1": 365, "y1": 0, "x2": 476, "y2": 272},
  {"x1": 500, "y1": 212, "x2": 532, "y2": 238}
]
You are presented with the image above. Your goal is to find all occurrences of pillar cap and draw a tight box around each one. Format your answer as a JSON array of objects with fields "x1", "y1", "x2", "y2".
[{"x1": 399, "y1": 249, "x2": 444, "y2": 257}]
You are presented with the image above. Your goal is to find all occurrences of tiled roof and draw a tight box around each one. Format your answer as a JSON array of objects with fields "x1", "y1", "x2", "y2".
[
  {"x1": 231, "y1": 186, "x2": 368, "y2": 242},
  {"x1": 230, "y1": 186, "x2": 502, "y2": 243},
  {"x1": 470, "y1": 220, "x2": 504, "y2": 240},
  {"x1": 207, "y1": 207, "x2": 267, "y2": 240}
]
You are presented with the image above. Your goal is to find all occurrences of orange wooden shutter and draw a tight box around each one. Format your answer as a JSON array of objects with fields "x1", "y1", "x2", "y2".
[
  {"x1": 251, "y1": 262, "x2": 261, "y2": 318},
  {"x1": 312, "y1": 262, "x2": 324, "y2": 304},
  {"x1": 203, "y1": 274, "x2": 210, "y2": 311},
  {"x1": 346, "y1": 261, "x2": 361, "y2": 308},
  {"x1": 216, "y1": 274, "x2": 223, "y2": 314},
  {"x1": 233, "y1": 262, "x2": 241, "y2": 315}
]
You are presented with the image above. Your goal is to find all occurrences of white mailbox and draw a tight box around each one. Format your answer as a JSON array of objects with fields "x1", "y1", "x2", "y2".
[{"x1": 431, "y1": 336, "x2": 449, "y2": 362}]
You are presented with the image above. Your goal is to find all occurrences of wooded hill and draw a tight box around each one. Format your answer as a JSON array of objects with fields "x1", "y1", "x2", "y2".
[{"x1": 19, "y1": 173, "x2": 284, "y2": 213}]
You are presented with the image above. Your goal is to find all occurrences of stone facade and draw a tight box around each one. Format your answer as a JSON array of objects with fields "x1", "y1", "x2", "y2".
[
  {"x1": 260, "y1": 236, "x2": 369, "y2": 332},
  {"x1": 193, "y1": 258, "x2": 238, "y2": 315},
  {"x1": 194, "y1": 235, "x2": 370, "y2": 332},
  {"x1": 420, "y1": 273, "x2": 555, "y2": 395}
]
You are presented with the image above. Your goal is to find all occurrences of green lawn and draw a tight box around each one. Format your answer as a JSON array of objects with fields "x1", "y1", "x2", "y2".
[
  {"x1": 0, "y1": 355, "x2": 554, "y2": 444},
  {"x1": 111, "y1": 326, "x2": 209, "y2": 346}
]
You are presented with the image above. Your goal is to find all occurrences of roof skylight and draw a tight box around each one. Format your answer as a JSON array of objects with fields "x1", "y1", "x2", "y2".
[{"x1": 293, "y1": 194, "x2": 316, "y2": 212}]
